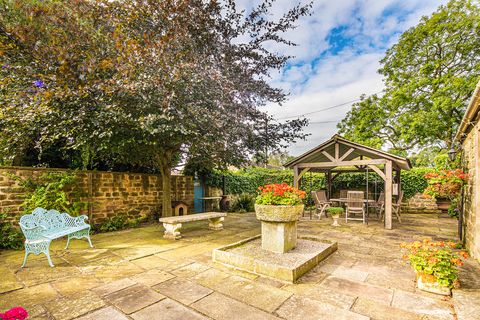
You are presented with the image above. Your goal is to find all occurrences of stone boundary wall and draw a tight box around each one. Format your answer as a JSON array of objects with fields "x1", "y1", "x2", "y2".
[
  {"x1": 0, "y1": 166, "x2": 194, "y2": 224},
  {"x1": 401, "y1": 193, "x2": 440, "y2": 214}
]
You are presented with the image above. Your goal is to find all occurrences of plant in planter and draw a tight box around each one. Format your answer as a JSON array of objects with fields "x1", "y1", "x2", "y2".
[
  {"x1": 255, "y1": 183, "x2": 306, "y2": 253},
  {"x1": 400, "y1": 239, "x2": 469, "y2": 295},
  {"x1": 424, "y1": 169, "x2": 468, "y2": 216},
  {"x1": 326, "y1": 207, "x2": 344, "y2": 227}
]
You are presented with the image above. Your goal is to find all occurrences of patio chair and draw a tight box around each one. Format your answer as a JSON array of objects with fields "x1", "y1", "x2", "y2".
[
  {"x1": 345, "y1": 191, "x2": 366, "y2": 224},
  {"x1": 369, "y1": 191, "x2": 384, "y2": 219},
  {"x1": 311, "y1": 190, "x2": 331, "y2": 219},
  {"x1": 339, "y1": 189, "x2": 348, "y2": 199},
  {"x1": 379, "y1": 190, "x2": 403, "y2": 223}
]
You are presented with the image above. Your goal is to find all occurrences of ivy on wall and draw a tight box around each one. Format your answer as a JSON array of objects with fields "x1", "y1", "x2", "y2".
[{"x1": 205, "y1": 167, "x2": 433, "y2": 201}]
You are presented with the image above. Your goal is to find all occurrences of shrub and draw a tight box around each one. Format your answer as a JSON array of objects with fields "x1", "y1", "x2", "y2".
[
  {"x1": 400, "y1": 239, "x2": 468, "y2": 288},
  {"x1": 326, "y1": 207, "x2": 344, "y2": 215},
  {"x1": 206, "y1": 167, "x2": 432, "y2": 201},
  {"x1": 9, "y1": 171, "x2": 88, "y2": 215},
  {"x1": 229, "y1": 193, "x2": 255, "y2": 213},
  {"x1": 0, "y1": 212, "x2": 23, "y2": 250},
  {"x1": 255, "y1": 183, "x2": 306, "y2": 206},
  {"x1": 95, "y1": 215, "x2": 142, "y2": 233}
]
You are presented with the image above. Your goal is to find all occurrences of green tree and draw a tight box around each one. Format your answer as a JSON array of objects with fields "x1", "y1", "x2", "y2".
[
  {"x1": 0, "y1": 0, "x2": 311, "y2": 217},
  {"x1": 338, "y1": 0, "x2": 480, "y2": 152}
]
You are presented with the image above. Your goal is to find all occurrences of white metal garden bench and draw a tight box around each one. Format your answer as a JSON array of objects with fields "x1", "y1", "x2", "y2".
[{"x1": 19, "y1": 208, "x2": 93, "y2": 267}]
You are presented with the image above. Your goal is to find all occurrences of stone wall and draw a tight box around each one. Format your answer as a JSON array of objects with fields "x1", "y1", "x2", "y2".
[
  {"x1": 401, "y1": 193, "x2": 440, "y2": 214},
  {"x1": 0, "y1": 166, "x2": 194, "y2": 224},
  {"x1": 461, "y1": 125, "x2": 480, "y2": 260}
]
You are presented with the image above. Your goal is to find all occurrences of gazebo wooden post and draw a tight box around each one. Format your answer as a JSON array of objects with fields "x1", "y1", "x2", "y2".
[
  {"x1": 293, "y1": 165, "x2": 299, "y2": 188},
  {"x1": 326, "y1": 170, "x2": 332, "y2": 199},
  {"x1": 385, "y1": 160, "x2": 393, "y2": 229}
]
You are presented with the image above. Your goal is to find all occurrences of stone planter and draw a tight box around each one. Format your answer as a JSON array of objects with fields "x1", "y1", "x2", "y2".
[
  {"x1": 254, "y1": 204, "x2": 304, "y2": 254},
  {"x1": 331, "y1": 214, "x2": 340, "y2": 227},
  {"x1": 416, "y1": 272, "x2": 451, "y2": 296}
]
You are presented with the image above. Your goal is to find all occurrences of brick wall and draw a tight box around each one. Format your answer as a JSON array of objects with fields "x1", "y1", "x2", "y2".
[{"x1": 0, "y1": 166, "x2": 194, "y2": 224}]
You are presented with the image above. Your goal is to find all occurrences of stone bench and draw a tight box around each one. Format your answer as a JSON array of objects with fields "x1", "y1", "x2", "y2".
[{"x1": 159, "y1": 212, "x2": 227, "y2": 240}]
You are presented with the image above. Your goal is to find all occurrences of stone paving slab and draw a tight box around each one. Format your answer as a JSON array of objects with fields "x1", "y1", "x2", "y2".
[
  {"x1": 91, "y1": 278, "x2": 137, "y2": 297},
  {"x1": 320, "y1": 276, "x2": 393, "y2": 304},
  {"x1": 44, "y1": 291, "x2": 105, "y2": 320},
  {"x1": 130, "y1": 269, "x2": 176, "y2": 287},
  {"x1": 391, "y1": 289, "x2": 453, "y2": 319},
  {"x1": 52, "y1": 276, "x2": 104, "y2": 296},
  {"x1": 132, "y1": 298, "x2": 208, "y2": 320},
  {"x1": 76, "y1": 306, "x2": 129, "y2": 320},
  {"x1": 191, "y1": 292, "x2": 280, "y2": 320},
  {"x1": 275, "y1": 295, "x2": 369, "y2": 320},
  {"x1": 0, "y1": 283, "x2": 58, "y2": 310},
  {"x1": 352, "y1": 297, "x2": 444, "y2": 320},
  {"x1": 153, "y1": 278, "x2": 213, "y2": 305},
  {"x1": 453, "y1": 289, "x2": 480, "y2": 320},
  {"x1": 209, "y1": 275, "x2": 292, "y2": 313},
  {"x1": 129, "y1": 255, "x2": 172, "y2": 270},
  {"x1": 171, "y1": 262, "x2": 211, "y2": 278},
  {"x1": 0, "y1": 266, "x2": 23, "y2": 293},
  {"x1": 104, "y1": 284, "x2": 165, "y2": 314}
]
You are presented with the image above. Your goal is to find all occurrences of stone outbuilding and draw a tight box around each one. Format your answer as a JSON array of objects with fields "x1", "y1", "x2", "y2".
[{"x1": 455, "y1": 80, "x2": 480, "y2": 260}]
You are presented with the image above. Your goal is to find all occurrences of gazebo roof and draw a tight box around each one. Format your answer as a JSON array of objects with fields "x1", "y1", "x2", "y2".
[{"x1": 284, "y1": 134, "x2": 411, "y2": 171}]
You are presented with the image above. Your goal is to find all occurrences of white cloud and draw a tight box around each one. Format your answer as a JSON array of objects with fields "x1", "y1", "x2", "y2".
[{"x1": 235, "y1": 0, "x2": 449, "y2": 156}]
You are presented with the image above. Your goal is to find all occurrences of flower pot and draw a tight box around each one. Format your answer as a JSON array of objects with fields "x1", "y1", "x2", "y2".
[
  {"x1": 416, "y1": 272, "x2": 451, "y2": 296},
  {"x1": 436, "y1": 198, "x2": 451, "y2": 213},
  {"x1": 254, "y1": 204, "x2": 304, "y2": 253},
  {"x1": 331, "y1": 214, "x2": 340, "y2": 227}
]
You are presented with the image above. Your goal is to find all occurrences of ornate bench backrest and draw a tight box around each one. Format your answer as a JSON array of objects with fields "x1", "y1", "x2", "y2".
[{"x1": 20, "y1": 208, "x2": 67, "y2": 233}]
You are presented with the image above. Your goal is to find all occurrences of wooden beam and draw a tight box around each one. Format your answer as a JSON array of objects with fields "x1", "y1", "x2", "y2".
[
  {"x1": 293, "y1": 166, "x2": 299, "y2": 188},
  {"x1": 326, "y1": 171, "x2": 332, "y2": 199},
  {"x1": 367, "y1": 164, "x2": 386, "y2": 181},
  {"x1": 298, "y1": 168, "x2": 310, "y2": 180},
  {"x1": 339, "y1": 148, "x2": 355, "y2": 161},
  {"x1": 297, "y1": 159, "x2": 387, "y2": 169},
  {"x1": 335, "y1": 143, "x2": 340, "y2": 160},
  {"x1": 385, "y1": 160, "x2": 393, "y2": 230},
  {"x1": 321, "y1": 151, "x2": 336, "y2": 162}
]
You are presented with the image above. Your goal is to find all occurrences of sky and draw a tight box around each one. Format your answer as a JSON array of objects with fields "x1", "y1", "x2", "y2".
[{"x1": 236, "y1": 0, "x2": 449, "y2": 156}]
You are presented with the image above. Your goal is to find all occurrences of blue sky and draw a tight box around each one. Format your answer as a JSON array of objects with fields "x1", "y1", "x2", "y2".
[{"x1": 236, "y1": 0, "x2": 449, "y2": 156}]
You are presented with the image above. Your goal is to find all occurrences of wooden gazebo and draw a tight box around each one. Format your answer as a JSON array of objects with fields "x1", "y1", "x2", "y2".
[{"x1": 284, "y1": 135, "x2": 411, "y2": 229}]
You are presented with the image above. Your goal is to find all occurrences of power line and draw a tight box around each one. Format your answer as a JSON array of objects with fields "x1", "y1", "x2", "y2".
[{"x1": 275, "y1": 91, "x2": 383, "y2": 121}]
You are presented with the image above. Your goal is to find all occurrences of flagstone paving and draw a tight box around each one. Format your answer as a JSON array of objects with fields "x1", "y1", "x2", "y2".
[{"x1": 0, "y1": 212, "x2": 479, "y2": 319}]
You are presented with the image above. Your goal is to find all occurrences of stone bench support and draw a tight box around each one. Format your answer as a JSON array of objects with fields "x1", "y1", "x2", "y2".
[{"x1": 160, "y1": 212, "x2": 227, "y2": 240}]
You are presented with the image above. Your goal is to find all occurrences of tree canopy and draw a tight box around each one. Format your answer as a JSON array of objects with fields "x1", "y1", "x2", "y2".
[
  {"x1": 0, "y1": 0, "x2": 311, "y2": 216},
  {"x1": 338, "y1": 0, "x2": 480, "y2": 153}
]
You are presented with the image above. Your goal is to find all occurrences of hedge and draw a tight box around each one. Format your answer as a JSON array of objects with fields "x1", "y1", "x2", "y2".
[{"x1": 205, "y1": 166, "x2": 433, "y2": 202}]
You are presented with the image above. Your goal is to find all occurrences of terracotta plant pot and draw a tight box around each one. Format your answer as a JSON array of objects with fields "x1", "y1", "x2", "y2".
[
  {"x1": 416, "y1": 272, "x2": 451, "y2": 296},
  {"x1": 254, "y1": 204, "x2": 304, "y2": 253},
  {"x1": 436, "y1": 198, "x2": 451, "y2": 213}
]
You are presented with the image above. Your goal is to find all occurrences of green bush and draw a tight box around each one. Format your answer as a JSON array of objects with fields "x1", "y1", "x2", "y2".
[
  {"x1": 206, "y1": 166, "x2": 433, "y2": 201},
  {"x1": 9, "y1": 171, "x2": 89, "y2": 215},
  {"x1": 0, "y1": 212, "x2": 23, "y2": 250},
  {"x1": 229, "y1": 193, "x2": 255, "y2": 213},
  {"x1": 326, "y1": 207, "x2": 344, "y2": 215},
  {"x1": 95, "y1": 215, "x2": 142, "y2": 233}
]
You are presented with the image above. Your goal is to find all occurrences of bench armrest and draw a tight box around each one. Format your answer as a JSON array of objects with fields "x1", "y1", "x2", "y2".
[
  {"x1": 20, "y1": 224, "x2": 47, "y2": 241},
  {"x1": 64, "y1": 214, "x2": 90, "y2": 227}
]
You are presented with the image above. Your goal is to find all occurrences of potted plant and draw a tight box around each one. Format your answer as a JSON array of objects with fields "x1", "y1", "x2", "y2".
[
  {"x1": 326, "y1": 207, "x2": 343, "y2": 226},
  {"x1": 255, "y1": 183, "x2": 306, "y2": 253},
  {"x1": 424, "y1": 169, "x2": 468, "y2": 215},
  {"x1": 400, "y1": 239, "x2": 468, "y2": 295}
]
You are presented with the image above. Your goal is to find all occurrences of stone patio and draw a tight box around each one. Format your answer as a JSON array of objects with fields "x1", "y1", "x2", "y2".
[{"x1": 0, "y1": 212, "x2": 479, "y2": 320}]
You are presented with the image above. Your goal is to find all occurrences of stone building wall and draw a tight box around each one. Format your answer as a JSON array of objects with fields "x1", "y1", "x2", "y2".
[
  {"x1": 0, "y1": 166, "x2": 194, "y2": 224},
  {"x1": 461, "y1": 125, "x2": 480, "y2": 260}
]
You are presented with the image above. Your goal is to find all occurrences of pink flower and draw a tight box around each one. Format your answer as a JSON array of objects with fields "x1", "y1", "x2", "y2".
[{"x1": 1, "y1": 307, "x2": 28, "y2": 320}]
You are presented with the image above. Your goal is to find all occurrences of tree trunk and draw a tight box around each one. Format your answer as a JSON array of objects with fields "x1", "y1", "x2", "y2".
[{"x1": 159, "y1": 153, "x2": 173, "y2": 218}]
